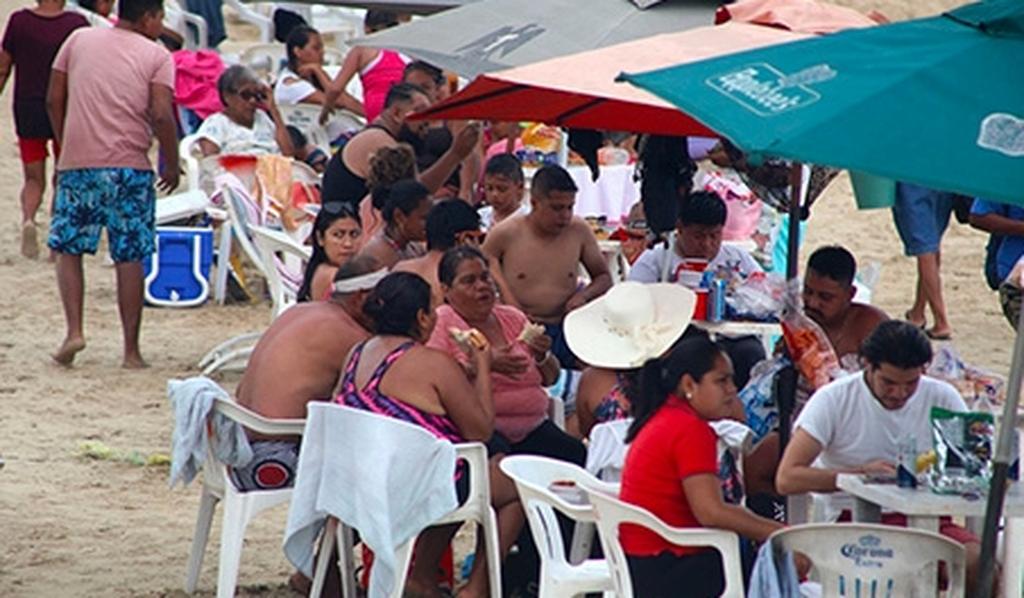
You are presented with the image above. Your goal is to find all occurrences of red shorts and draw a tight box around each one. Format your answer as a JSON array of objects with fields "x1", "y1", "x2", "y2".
[
  {"x1": 838, "y1": 510, "x2": 980, "y2": 544},
  {"x1": 17, "y1": 138, "x2": 60, "y2": 164}
]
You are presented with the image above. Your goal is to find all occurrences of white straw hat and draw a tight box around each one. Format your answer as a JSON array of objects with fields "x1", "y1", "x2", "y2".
[{"x1": 564, "y1": 282, "x2": 696, "y2": 369}]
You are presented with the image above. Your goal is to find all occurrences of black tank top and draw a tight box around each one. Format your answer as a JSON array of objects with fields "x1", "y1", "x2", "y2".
[{"x1": 322, "y1": 124, "x2": 395, "y2": 206}]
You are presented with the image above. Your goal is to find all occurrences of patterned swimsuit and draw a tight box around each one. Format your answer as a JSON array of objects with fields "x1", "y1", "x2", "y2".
[{"x1": 336, "y1": 340, "x2": 464, "y2": 444}]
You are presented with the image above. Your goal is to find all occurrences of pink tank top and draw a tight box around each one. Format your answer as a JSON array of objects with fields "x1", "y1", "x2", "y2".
[{"x1": 360, "y1": 49, "x2": 407, "y2": 122}]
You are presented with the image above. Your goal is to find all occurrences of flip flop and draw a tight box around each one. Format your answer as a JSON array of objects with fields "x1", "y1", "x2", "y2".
[{"x1": 926, "y1": 329, "x2": 953, "y2": 341}]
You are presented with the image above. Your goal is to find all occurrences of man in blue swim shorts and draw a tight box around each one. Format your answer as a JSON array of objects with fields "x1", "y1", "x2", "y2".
[
  {"x1": 891, "y1": 182, "x2": 955, "y2": 340},
  {"x1": 45, "y1": 0, "x2": 179, "y2": 367}
]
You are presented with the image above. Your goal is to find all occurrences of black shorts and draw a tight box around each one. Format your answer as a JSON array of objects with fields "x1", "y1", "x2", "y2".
[{"x1": 627, "y1": 550, "x2": 725, "y2": 598}]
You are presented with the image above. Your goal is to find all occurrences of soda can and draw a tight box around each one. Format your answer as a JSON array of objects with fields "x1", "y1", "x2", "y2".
[{"x1": 708, "y1": 278, "x2": 726, "y2": 322}]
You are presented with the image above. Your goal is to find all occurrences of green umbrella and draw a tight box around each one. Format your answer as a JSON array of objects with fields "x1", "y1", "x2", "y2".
[
  {"x1": 624, "y1": 2, "x2": 1024, "y2": 595},
  {"x1": 620, "y1": 0, "x2": 1024, "y2": 207}
]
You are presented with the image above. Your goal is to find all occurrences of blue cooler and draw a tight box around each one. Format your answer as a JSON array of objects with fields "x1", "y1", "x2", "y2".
[{"x1": 144, "y1": 226, "x2": 214, "y2": 307}]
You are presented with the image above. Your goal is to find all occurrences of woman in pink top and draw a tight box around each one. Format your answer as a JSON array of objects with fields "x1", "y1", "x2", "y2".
[
  {"x1": 319, "y1": 10, "x2": 407, "y2": 124},
  {"x1": 427, "y1": 246, "x2": 587, "y2": 466}
]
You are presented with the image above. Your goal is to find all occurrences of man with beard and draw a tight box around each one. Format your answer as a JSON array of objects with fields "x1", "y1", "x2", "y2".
[
  {"x1": 483, "y1": 165, "x2": 611, "y2": 369},
  {"x1": 803, "y1": 245, "x2": 888, "y2": 364},
  {"x1": 232, "y1": 256, "x2": 381, "y2": 492},
  {"x1": 321, "y1": 82, "x2": 478, "y2": 206}
]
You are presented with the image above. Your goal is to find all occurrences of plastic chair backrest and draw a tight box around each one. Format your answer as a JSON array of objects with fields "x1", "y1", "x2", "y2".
[
  {"x1": 247, "y1": 224, "x2": 310, "y2": 317},
  {"x1": 499, "y1": 456, "x2": 616, "y2": 568},
  {"x1": 582, "y1": 486, "x2": 746, "y2": 598},
  {"x1": 220, "y1": 177, "x2": 268, "y2": 281},
  {"x1": 179, "y1": 134, "x2": 204, "y2": 191},
  {"x1": 205, "y1": 394, "x2": 305, "y2": 492},
  {"x1": 769, "y1": 523, "x2": 966, "y2": 597},
  {"x1": 239, "y1": 42, "x2": 286, "y2": 82}
]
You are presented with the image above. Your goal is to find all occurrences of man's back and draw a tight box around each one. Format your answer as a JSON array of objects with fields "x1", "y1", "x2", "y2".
[
  {"x1": 53, "y1": 27, "x2": 173, "y2": 171},
  {"x1": 486, "y1": 215, "x2": 591, "y2": 322},
  {"x1": 236, "y1": 301, "x2": 369, "y2": 420}
]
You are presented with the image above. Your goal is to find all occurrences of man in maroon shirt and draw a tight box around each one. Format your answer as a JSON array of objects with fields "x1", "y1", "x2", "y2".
[{"x1": 0, "y1": 0, "x2": 87, "y2": 259}]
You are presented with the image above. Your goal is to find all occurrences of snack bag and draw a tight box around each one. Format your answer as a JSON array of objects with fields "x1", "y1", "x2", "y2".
[
  {"x1": 929, "y1": 407, "x2": 995, "y2": 496},
  {"x1": 779, "y1": 279, "x2": 841, "y2": 389}
]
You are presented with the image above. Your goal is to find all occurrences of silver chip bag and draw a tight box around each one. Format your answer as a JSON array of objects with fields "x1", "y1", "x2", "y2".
[{"x1": 929, "y1": 407, "x2": 994, "y2": 496}]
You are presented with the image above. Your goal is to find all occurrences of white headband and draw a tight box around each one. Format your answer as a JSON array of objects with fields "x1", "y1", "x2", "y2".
[{"x1": 333, "y1": 269, "x2": 388, "y2": 294}]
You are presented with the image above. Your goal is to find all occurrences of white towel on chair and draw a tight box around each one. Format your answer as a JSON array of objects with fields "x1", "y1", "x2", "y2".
[
  {"x1": 283, "y1": 402, "x2": 458, "y2": 598},
  {"x1": 167, "y1": 376, "x2": 253, "y2": 487}
]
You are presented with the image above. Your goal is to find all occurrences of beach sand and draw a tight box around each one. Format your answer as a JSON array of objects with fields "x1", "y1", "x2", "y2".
[{"x1": 0, "y1": 0, "x2": 1011, "y2": 595}]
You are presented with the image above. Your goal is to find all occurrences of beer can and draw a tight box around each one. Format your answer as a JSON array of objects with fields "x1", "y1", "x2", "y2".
[{"x1": 708, "y1": 278, "x2": 726, "y2": 322}]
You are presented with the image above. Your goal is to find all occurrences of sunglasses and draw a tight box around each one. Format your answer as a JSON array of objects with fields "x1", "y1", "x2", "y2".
[{"x1": 238, "y1": 89, "x2": 266, "y2": 102}]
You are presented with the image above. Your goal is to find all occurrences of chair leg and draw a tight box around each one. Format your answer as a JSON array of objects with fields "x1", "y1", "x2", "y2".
[
  {"x1": 388, "y1": 537, "x2": 418, "y2": 598},
  {"x1": 480, "y1": 509, "x2": 503, "y2": 598},
  {"x1": 215, "y1": 496, "x2": 249, "y2": 598},
  {"x1": 339, "y1": 524, "x2": 357, "y2": 598},
  {"x1": 310, "y1": 519, "x2": 337, "y2": 598},
  {"x1": 185, "y1": 489, "x2": 220, "y2": 593}
]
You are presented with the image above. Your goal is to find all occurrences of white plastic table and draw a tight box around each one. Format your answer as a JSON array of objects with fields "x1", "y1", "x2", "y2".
[{"x1": 838, "y1": 474, "x2": 1024, "y2": 597}]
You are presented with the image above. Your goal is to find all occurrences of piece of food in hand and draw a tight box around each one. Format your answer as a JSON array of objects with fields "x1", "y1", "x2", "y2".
[
  {"x1": 517, "y1": 322, "x2": 545, "y2": 344},
  {"x1": 449, "y1": 327, "x2": 489, "y2": 352}
]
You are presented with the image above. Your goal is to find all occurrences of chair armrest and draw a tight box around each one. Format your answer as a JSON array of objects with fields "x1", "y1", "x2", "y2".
[
  {"x1": 182, "y1": 12, "x2": 208, "y2": 50},
  {"x1": 214, "y1": 398, "x2": 305, "y2": 436}
]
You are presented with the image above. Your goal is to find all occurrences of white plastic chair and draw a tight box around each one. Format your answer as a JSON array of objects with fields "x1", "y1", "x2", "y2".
[
  {"x1": 769, "y1": 523, "x2": 965, "y2": 597},
  {"x1": 179, "y1": 133, "x2": 205, "y2": 192},
  {"x1": 248, "y1": 223, "x2": 311, "y2": 317},
  {"x1": 304, "y1": 406, "x2": 502, "y2": 598},
  {"x1": 199, "y1": 180, "x2": 274, "y2": 375},
  {"x1": 223, "y1": 0, "x2": 273, "y2": 42},
  {"x1": 547, "y1": 395, "x2": 566, "y2": 431},
  {"x1": 239, "y1": 42, "x2": 286, "y2": 81},
  {"x1": 278, "y1": 103, "x2": 364, "y2": 153},
  {"x1": 184, "y1": 395, "x2": 305, "y2": 597},
  {"x1": 499, "y1": 456, "x2": 616, "y2": 598},
  {"x1": 165, "y1": 0, "x2": 208, "y2": 50},
  {"x1": 583, "y1": 488, "x2": 746, "y2": 598}
]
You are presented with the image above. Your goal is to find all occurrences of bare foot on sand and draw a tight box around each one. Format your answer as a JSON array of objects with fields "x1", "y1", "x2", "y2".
[
  {"x1": 122, "y1": 354, "x2": 149, "y2": 369},
  {"x1": 52, "y1": 337, "x2": 86, "y2": 366},
  {"x1": 21, "y1": 222, "x2": 38, "y2": 260}
]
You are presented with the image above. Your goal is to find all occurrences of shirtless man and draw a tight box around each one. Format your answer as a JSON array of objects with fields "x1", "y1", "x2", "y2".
[
  {"x1": 320, "y1": 82, "x2": 479, "y2": 206},
  {"x1": 803, "y1": 245, "x2": 888, "y2": 363},
  {"x1": 483, "y1": 164, "x2": 612, "y2": 368},
  {"x1": 232, "y1": 257, "x2": 381, "y2": 492}
]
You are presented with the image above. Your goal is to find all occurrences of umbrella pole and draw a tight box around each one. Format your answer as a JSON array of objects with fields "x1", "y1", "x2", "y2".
[
  {"x1": 777, "y1": 163, "x2": 804, "y2": 459},
  {"x1": 976, "y1": 305, "x2": 1024, "y2": 597}
]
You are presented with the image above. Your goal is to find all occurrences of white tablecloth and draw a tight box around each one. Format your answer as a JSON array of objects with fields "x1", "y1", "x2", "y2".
[{"x1": 525, "y1": 164, "x2": 640, "y2": 223}]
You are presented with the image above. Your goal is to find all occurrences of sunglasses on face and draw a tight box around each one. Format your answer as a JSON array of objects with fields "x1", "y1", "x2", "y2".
[{"x1": 238, "y1": 89, "x2": 266, "y2": 102}]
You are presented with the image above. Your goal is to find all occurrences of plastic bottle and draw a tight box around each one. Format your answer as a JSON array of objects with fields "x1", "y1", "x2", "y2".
[{"x1": 897, "y1": 434, "x2": 918, "y2": 489}]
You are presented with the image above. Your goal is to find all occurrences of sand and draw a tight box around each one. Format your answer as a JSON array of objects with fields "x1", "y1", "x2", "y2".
[{"x1": 0, "y1": 0, "x2": 1011, "y2": 596}]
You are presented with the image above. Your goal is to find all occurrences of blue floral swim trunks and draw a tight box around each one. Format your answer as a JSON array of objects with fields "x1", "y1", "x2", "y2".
[{"x1": 48, "y1": 168, "x2": 156, "y2": 263}]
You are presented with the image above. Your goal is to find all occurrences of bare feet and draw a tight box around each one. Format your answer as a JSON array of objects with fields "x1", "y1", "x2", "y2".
[
  {"x1": 52, "y1": 337, "x2": 86, "y2": 367},
  {"x1": 122, "y1": 354, "x2": 149, "y2": 369},
  {"x1": 21, "y1": 221, "x2": 38, "y2": 260}
]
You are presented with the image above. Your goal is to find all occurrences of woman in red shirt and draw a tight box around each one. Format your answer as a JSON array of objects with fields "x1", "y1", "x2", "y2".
[{"x1": 619, "y1": 335, "x2": 782, "y2": 597}]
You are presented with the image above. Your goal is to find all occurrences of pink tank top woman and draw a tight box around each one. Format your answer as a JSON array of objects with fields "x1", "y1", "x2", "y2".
[{"x1": 360, "y1": 49, "x2": 407, "y2": 122}]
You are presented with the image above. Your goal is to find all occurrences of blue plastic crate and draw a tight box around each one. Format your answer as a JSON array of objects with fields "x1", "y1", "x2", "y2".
[{"x1": 143, "y1": 226, "x2": 214, "y2": 307}]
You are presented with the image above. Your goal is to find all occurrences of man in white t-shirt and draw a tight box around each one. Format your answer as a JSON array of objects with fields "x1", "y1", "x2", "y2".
[
  {"x1": 628, "y1": 190, "x2": 764, "y2": 387},
  {"x1": 776, "y1": 320, "x2": 987, "y2": 588},
  {"x1": 628, "y1": 190, "x2": 762, "y2": 286}
]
